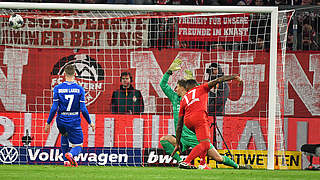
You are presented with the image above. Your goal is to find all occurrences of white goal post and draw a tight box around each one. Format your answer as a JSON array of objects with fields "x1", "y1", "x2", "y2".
[{"x1": 0, "y1": 2, "x2": 289, "y2": 170}]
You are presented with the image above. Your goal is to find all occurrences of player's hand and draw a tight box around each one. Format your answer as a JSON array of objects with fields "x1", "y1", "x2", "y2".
[
  {"x1": 168, "y1": 58, "x2": 182, "y2": 72},
  {"x1": 171, "y1": 145, "x2": 180, "y2": 157},
  {"x1": 90, "y1": 123, "x2": 95, "y2": 132},
  {"x1": 44, "y1": 123, "x2": 50, "y2": 133},
  {"x1": 234, "y1": 75, "x2": 243, "y2": 87},
  {"x1": 184, "y1": 70, "x2": 194, "y2": 80}
]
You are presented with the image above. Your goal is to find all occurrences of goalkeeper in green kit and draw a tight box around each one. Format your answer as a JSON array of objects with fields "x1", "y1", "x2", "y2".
[{"x1": 159, "y1": 58, "x2": 252, "y2": 170}]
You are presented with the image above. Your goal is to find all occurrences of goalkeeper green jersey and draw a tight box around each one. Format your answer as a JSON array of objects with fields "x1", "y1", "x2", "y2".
[{"x1": 160, "y1": 72, "x2": 200, "y2": 151}]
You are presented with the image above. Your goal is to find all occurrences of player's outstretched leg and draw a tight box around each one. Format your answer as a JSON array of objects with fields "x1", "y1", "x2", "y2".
[
  {"x1": 207, "y1": 148, "x2": 252, "y2": 169},
  {"x1": 222, "y1": 155, "x2": 238, "y2": 168},
  {"x1": 220, "y1": 156, "x2": 252, "y2": 169}
]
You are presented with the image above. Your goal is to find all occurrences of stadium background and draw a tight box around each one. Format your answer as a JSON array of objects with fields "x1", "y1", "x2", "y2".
[{"x1": 0, "y1": 2, "x2": 319, "y2": 170}]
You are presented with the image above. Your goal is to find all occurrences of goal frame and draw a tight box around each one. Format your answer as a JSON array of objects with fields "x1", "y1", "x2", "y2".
[{"x1": 0, "y1": 2, "x2": 279, "y2": 170}]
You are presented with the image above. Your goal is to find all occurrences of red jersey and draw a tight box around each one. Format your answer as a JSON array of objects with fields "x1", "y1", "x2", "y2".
[{"x1": 179, "y1": 83, "x2": 210, "y2": 119}]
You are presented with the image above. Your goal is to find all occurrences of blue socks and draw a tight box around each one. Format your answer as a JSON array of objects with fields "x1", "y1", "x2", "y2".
[
  {"x1": 70, "y1": 146, "x2": 82, "y2": 157},
  {"x1": 61, "y1": 135, "x2": 82, "y2": 158},
  {"x1": 61, "y1": 136, "x2": 69, "y2": 161}
]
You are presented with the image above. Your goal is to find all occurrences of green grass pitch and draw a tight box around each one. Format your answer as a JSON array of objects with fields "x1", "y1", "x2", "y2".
[{"x1": 0, "y1": 165, "x2": 319, "y2": 180}]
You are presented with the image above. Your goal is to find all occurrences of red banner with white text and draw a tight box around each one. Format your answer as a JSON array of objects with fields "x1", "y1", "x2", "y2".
[
  {"x1": 0, "y1": 17, "x2": 148, "y2": 49},
  {"x1": 178, "y1": 14, "x2": 250, "y2": 42}
]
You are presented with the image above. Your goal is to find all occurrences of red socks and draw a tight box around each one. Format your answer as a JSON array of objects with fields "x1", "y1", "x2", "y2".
[{"x1": 184, "y1": 141, "x2": 210, "y2": 164}]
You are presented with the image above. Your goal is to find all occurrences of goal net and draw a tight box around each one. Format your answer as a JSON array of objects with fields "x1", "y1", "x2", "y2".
[{"x1": 0, "y1": 3, "x2": 295, "y2": 169}]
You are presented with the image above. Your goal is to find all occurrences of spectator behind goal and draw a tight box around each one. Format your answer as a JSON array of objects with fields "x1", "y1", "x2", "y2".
[{"x1": 111, "y1": 72, "x2": 144, "y2": 114}]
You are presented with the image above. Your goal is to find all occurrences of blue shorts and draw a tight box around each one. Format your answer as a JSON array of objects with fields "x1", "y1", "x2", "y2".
[{"x1": 57, "y1": 121, "x2": 83, "y2": 145}]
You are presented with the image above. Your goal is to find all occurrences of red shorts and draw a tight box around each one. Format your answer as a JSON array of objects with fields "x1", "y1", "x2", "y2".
[{"x1": 184, "y1": 112, "x2": 211, "y2": 141}]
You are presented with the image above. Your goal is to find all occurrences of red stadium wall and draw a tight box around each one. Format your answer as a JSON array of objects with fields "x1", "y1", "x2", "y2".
[{"x1": 0, "y1": 48, "x2": 319, "y2": 117}]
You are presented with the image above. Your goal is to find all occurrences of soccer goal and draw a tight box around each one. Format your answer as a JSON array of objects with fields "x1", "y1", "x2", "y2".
[{"x1": 0, "y1": 2, "x2": 294, "y2": 170}]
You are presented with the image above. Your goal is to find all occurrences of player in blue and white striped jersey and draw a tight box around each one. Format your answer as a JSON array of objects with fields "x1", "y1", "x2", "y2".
[{"x1": 45, "y1": 64, "x2": 95, "y2": 167}]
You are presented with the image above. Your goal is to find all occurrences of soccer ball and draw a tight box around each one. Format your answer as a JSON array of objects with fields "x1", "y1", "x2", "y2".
[{"x1": 9, "y1": 14, "x2": 24, "y2": 29}]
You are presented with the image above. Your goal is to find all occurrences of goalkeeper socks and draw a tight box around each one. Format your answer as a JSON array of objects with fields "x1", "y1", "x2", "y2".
[
  {"x1": 222, "y1": 156, "x2": 239, "y2": 169},
  {"x1": 160, "y1": 140, "x2": 182, "y2": 162},
  {"x1": 70, "y1": 146, "x2": 82, "y2": 157},
  {"x1": 185, "y1": 141, "x2": 210, "y2": 164},
  {"x1": 61, "y1": 136, "x2": 69, "y2": 161}
]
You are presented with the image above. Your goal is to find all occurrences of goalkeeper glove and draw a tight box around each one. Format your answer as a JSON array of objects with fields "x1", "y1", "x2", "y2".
[
  {"x1": 168, "y1": 58, "x2": 182, "y2": 72},
  {"x1": 184, "y1": 70, "x2": 195, "y2": 80}
]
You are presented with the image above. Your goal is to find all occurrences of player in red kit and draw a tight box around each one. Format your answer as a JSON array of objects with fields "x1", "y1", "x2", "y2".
[{"x1": 171, "y1": 75, "x2": 242, "y2": 169}]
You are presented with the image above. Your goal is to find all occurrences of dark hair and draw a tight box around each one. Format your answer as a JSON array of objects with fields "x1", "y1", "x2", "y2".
[
  {"x1": 64, "y1": 64, "x2": 75, "y2": 76},
  {"x1": 120, "y1": 72, "x2": 133, "y2": 82},
  {"x1": 177, "y1": 79, "x2": 187, "y2": 89},
  {"x1": 185, "y1": 79, "x2": 198, "y2": 91}
]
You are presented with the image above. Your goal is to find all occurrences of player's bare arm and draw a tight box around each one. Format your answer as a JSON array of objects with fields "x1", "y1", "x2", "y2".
[
  {"x1": 171, "y1": 115, "x2": 184, "y2": 157},
  {"x1": 90, "y1": 122, "x2": 95, "y2": 132},
  {"x1": 208, "y1": 75, "x2": 242, "y2": 89},
  {"x1": 44, "y1": 123, "x2": 50, "y2": 133},
  {"x1": 175, "y1": 115, "x2": 184, "y2": 146}
]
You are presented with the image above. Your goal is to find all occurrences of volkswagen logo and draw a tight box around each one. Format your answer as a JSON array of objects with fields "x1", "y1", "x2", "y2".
[{"x1": 0, "y1": 147, "x2": 19, "y2": 163}]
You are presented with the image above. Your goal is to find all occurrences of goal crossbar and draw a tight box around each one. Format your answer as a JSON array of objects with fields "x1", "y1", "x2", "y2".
[{"x1": 0, "y1": 2, "x2": 278, "y2": 13}]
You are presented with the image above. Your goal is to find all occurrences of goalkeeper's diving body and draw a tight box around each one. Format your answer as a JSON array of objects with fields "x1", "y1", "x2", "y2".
[
  {"x1": 160, "y1": 59, "x2": 251, "y2": 169},
  {"x1": 45, "y1": 64, "x2": 95, "y2": 167}
]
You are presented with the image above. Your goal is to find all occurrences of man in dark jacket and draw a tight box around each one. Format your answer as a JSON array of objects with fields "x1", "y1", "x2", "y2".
[
  {"x1": 111, "y1": 72, "x2": 144, "y2": 114},
  {"x1": 207, "y1": 63, "x2": 230, "y2": 116},
  {"x1": 206, "y1": 62, "x2": 230, "y2": 147}
]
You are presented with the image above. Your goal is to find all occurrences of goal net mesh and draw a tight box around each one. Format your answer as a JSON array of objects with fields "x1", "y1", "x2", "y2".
[{"x1": 0, "y1": 7, "x2": 294, "y2": 169}]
